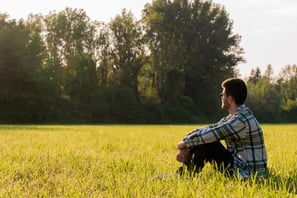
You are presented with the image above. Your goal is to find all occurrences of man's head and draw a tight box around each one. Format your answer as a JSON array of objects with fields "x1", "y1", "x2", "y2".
[{"x1": 220, "y1": 78, "x2": 247, "y2": 110}]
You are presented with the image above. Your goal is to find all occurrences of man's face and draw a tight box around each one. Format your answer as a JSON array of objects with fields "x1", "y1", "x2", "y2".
[{"x1": 221, "y1": 89, "x2": 230, "y2": 110}]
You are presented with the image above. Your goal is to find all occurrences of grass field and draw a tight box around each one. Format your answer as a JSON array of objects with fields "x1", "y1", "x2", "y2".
[{"x1": 0, "y1": 124, "x2": 297, "y2": 197}]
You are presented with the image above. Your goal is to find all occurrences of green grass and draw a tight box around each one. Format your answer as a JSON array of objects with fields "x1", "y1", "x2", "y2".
[{"x1": 0, "y1": 124, "x2": 296, "y2": 197}]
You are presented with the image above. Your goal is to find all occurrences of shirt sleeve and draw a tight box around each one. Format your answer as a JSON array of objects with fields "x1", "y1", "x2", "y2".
[{"x1": 183, "y1": 115, "x2": 247, "y2": 148}]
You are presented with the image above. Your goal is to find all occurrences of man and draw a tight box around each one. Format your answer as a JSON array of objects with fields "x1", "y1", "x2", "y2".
[{"x1": 176, "y1": 78, "x2": 267, "y2": 179}]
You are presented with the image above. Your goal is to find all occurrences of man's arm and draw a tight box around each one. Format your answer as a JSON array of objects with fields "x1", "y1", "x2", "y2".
[
  {"x1": 182, "y1": 116, "x2": 246, "y2": 148},
  {"x1": 181, "y1": 117, "x2": 227, "y2": 143}
]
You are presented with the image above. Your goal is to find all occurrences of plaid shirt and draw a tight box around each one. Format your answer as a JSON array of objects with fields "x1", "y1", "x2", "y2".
[{"x1": 183, "y1": 105, "x2": 267, "y2": 178}]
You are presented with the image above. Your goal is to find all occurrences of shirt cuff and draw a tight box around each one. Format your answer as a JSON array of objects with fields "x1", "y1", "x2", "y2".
[{"x1": 183, "y1": 137, "x2": 193, "y2": 148}]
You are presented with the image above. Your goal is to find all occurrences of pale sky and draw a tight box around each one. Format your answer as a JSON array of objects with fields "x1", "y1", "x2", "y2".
[{"x1": 1, "y1": 0, "x2": 297, "y2": 77}]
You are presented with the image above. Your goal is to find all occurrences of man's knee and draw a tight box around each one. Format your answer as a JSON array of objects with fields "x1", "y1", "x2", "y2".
[
  {"x1": 190, "y1": 142, "x2": 232, "y2": 167},
  {"x1": 190, "y1": 142, "x2": 222, "y2": 158}
]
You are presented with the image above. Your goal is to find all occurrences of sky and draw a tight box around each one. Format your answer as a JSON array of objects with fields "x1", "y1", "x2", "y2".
[{"x1": 1, "y1": 0, "x2": 297, "y2": 77}]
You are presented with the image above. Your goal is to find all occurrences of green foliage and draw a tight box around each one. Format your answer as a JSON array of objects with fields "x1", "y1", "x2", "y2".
[
  {"x1": 279, "y1": 65, "x2": 297, "y2": 102},
  {"x1": 282, "y1": 99, "x2": 297, "y2": 111},
  {"x1": 142, "y1": 0, "x2": 244, "y2": 114},
  {"x1": 281, "y1": 99, "x2": 297, "y2": 122},
  {"x1": 0, "y1": 17, "x2": 44, "y2": 95},
  {"x1": 64, "y1": 54, "x2": 98, "y2": 102},
  {"x1": 0, "y1": 125, "x2": 296, "y2": 197},
  {"x1": 0, "y1": 3, "x2": 297, "y2": 123},
  {"x1": 108, "y1": 86, "x2": 143, "y2": 123},
  {"x1": 246, "y1": 64, "x2": 297, "y2": 122},
  {"x1": 164, "y1": 69, "x2": 184, "y2": 103},
  {"x1": 109, "y1": 9, "x2": 146, "y2": 100},
  {"x1": 0, "y1": 15, "x2": 63, "y2": 123},
  {"x1": 246, "y1": 78, "x2": 282, "y2": 122}
]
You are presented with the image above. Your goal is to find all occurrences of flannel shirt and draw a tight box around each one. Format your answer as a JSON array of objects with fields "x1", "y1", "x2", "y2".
[{"x1": 183, "y1": 105, "x2": 267, "y2": 178}]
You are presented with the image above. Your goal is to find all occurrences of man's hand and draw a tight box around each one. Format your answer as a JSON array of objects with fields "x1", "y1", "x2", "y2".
[
  {"x1": 177, "y1": 141, "x2": 187, "y2": 150},
  {"x1": 176, "y1": 141, "x2": 190, "y2": 163}
]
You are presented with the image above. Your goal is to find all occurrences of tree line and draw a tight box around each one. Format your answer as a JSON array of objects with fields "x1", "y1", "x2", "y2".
[
  {"x1": 246, "y1": 64, "x2": 297, "y2": 122},
  {"x1": 0, "y1": 0, "x2": 296, "y2": 124}
]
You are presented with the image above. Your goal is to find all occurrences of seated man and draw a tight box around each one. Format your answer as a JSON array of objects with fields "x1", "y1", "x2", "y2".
[{"x1": 176, "y1": 78, "x2": 267, "y2": 179}]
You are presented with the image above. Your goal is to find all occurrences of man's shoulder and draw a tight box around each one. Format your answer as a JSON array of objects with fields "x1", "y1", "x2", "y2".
[{"x1": 235, "y1": 105, "x2": 254, "y2": 117}]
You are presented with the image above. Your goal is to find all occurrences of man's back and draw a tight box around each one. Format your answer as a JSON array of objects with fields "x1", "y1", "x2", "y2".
[{"x1": 225, "y1": 105, "x2": 267, "y2": 178}]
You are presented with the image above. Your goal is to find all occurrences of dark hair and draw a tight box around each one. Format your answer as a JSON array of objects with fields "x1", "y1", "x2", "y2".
[{"x1": 221, "y1": 78, "x2": 247, "y2": 105}]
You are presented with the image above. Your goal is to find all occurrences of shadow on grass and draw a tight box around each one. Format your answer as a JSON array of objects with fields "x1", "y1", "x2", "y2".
[{"x1": 254, "y1": 169, "x2": 297, "y2": 195}]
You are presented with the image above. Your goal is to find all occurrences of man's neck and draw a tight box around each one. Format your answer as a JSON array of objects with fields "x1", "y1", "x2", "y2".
[{"x1": 228, "y1": 104, "x2": 239, "y2": 115}]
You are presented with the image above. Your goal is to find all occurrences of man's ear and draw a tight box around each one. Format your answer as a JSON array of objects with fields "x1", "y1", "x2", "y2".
[{"x1": 228, "y1": 95, "x2": 235, "y2": 103}]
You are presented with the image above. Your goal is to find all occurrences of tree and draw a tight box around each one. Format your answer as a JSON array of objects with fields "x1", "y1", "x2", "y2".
[
  {"x1": 264, "y1": 64, "x2": 273, "y2": 81},
  {"x1": 0, "y1": 15, "x2": 51, "y2": 122},
  {"x1": 95, "y1": 22, "x2": 113, "y2": 88},
  {"x1": 44, "y1": 8, "x2": 96, "y2": 60},
  {"x1": 248, "y1": 67, "x2": 262, "y2": 84},
  {"x1": 143, "y1": 0, "x2": 244, "y2": 118},
  {"x1": 0, "y1": 17, "x2": 45, "y2": 94},
  {"x1": 64, "y1": 54, "x2": 98, "y2": 102},
  {"x1": 142, "y1": 0, "x2": 188, "y2": 103},
  {"x1": 246, "y1": 78, "x2": 282, "y2": 122},
  {"x1": 43, "y1": 8, "x2": 98, "y2": 99},
  {"x1": 109, "y1": 9, "x2": 147, "y2": 100},
  {"x1": 279, "y1": 65, "x2": 297, "y2": 121}
]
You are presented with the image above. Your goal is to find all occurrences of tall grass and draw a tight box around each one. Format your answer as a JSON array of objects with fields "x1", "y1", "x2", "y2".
[{"x1": 0, "y1": 125, "x2": 296, "y2": 197}]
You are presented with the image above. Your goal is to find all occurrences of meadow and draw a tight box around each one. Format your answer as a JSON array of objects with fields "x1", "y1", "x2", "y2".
[{"x1": 0, "y1": 124, "x2": 296, "y2": 197}]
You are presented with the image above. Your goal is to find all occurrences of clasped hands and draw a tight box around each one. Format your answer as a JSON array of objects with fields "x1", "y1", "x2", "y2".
[{"x1": 176, "y1": 141, "x2": 191, "y2": 163}]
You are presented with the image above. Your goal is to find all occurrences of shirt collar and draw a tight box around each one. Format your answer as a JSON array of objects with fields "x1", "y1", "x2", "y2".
[
  {"x1": 235, "y1": 104, "x2": 246, "y2": 115},
  {"x1": 227, "y1": 104, "x2": 246, "y2": 118}
]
